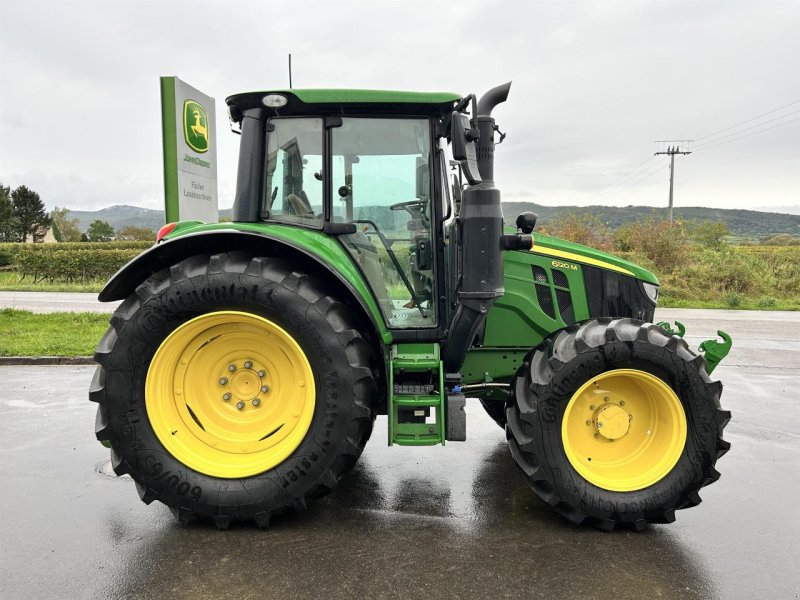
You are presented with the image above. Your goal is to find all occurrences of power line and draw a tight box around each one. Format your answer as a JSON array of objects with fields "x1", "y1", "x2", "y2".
[
  {"x1": 583, "y1": 155, "x2": 659, "y2": 204},
  {"x1": 695, "y1": 99, "x2": 800, "y2": 141},
  {"x1": 693, "y1": 116, "x2": 800, "y2": 153},
  {"x1": 692, "y1": 109, "x2": 800, "y2": 150},
  {"x1": 599, "y1": 156, "x2": 669, "y2": 203}
]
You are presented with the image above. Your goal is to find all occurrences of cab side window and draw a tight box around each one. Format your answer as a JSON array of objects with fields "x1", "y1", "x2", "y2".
[{"x1": 263, "y1": 118, "x2": 323, "y2": 225}]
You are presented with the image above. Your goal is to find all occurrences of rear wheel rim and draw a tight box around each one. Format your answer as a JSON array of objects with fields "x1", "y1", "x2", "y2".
[
  {"x1": 561, "y1": 368, "x2": 687, "y2": 492},
  {"x1": 146, "y1": 311, "x2": 315, "y2": 478}
]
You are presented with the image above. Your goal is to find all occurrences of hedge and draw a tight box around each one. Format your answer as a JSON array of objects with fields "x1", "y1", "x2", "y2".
[{"x1": 4, "y1": 242, "x2": 152, "y2": 282}]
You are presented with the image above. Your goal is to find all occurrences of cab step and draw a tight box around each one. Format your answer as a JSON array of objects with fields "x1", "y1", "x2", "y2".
[{"x1": 389, "y1": 344, "x2": 445, "y2": 446}]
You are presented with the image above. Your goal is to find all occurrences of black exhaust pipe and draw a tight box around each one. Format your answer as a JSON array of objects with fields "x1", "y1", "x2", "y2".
[
  {"x1": 443, "y1": 82, "x2": 511, "y2": 373},
  {"x1": 475, "y1": 82, "x2": 511, "y2": 182}
]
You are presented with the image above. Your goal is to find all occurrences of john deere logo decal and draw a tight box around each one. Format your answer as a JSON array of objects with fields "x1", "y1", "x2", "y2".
[{"x1": 183, "y1": 100, "x2": 209, "y2": 153}]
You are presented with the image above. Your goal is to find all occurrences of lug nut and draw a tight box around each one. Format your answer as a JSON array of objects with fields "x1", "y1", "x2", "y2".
[
  {"x1": 261, "y1": 385, "x2": 270, "y2": 393},
  {"x1": 586, "y1": 420, "x2": 591, "y2": 426},
  {"x1": 589, "y1": 405, "x2": 595, "y2": 410},
  {"x1": 228, "y1": 364, "x2": 237, "y2": 372},
  {"x1": 244, "y1": 361, "x2": 253, "y2": 369},
  {"x1": 619, "y1": 400, "x2": 625, "y2": 406},
  {"x1": 219, "y1": 377, "x2": 228, "y2": 385},
  {"x1": 236, "y1": 401, "x2": 245, "y2": 410},
  {"x1": 252, "y1": 398, "x2": 260, "y2": 407},
  {"x1": 257, "y1": 370, "x2": 266, "y2": 378},
  {"x1": 223, "y1": 393, "x2": 231, "y2": 401}
]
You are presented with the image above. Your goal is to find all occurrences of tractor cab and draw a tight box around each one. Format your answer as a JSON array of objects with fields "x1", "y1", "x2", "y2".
[{"x1": 226, "y1": 90, "x2": 462, "y2": 332}]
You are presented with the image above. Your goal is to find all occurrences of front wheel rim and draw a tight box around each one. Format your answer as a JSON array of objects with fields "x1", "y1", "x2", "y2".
[
  {"x1": 145, "y1": 311, "x2": 316, "y2": 479},
  {"x1": 561, "y1": 369, "x2": 687, "y2": 492}
]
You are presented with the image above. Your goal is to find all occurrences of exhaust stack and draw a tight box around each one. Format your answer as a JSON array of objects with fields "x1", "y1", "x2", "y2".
[{"x1": 443, "y1": 82, "x2": 512, "y2": 373}]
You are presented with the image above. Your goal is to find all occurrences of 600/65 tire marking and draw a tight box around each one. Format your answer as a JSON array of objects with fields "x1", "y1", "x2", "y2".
[{"x1": 143, "y1": 455, "x2": 202, "y2": 500}]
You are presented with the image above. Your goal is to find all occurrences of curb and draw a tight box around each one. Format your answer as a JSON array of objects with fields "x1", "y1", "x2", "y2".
[{"x1": 0, "y1": 356, "x2": 95, "y2": 366}]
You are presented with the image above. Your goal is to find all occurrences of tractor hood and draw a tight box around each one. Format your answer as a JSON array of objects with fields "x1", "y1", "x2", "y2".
[{"x1": 524, "y1": 232, "x2": 659, "y2": 285}]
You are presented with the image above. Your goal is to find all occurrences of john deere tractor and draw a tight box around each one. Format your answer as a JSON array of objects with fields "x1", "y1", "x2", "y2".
[{"x1": 91, "y1": 83, "x2": 732, "y2": 530}]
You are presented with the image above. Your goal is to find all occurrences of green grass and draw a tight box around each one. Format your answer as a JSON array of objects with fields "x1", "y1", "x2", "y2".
[
  {"x1": 0, "y1": 309, "x2": 109, "y2": 356},
  {"x1": 0, "y1": 271, "x2": 104, "y2": 293}
]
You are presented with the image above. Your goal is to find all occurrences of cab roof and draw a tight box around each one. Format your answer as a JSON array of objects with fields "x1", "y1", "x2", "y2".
[{"x1": 226, "y1": 89, "x2": 463, "y2": 121}]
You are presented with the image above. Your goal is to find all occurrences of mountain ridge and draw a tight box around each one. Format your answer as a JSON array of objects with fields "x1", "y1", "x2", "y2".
[{"x1": 65, "y1": 203, "x2": 800, "y2": 238}]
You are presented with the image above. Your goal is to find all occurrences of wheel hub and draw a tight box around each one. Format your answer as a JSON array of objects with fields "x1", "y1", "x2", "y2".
[
  {"x1": 225, "y1": 363, "x2": 269, "y2": 407},
  {"x1": 593, "y1": 403, "x2": 631, "y2": 440}
]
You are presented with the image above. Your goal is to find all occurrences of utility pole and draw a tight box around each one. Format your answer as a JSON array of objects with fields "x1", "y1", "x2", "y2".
[{"x1": 654, "y1": 142, "x2": 691, "y2": 222}]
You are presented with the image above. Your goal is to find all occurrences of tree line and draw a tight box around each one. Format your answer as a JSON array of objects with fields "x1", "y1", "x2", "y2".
[{"x1": 0, "y1": 182, "x2": 155, "y2": 242}]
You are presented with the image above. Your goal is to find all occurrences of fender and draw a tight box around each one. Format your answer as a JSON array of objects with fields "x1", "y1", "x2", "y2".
[{"x1": 99, "y1": 228, "x2": 392, "y2": 344}]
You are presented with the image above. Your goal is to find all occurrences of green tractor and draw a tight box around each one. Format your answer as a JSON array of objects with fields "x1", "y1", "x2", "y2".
[{"x1": 91, "y1": 83, "x2": 732, "y2": 530}]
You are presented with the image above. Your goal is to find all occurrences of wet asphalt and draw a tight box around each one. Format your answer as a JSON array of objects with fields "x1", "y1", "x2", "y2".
[{"x1": 1, "y1": 310, "x2": 799, "y2": 599}]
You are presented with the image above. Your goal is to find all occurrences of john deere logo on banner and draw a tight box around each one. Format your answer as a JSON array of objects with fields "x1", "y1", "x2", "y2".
[
  {"x1": 160, "y1": 76, "x2": 218, "y2": 223},
  {"x1": 183, "y1": 100, "x2": 209, "y2": 153}
]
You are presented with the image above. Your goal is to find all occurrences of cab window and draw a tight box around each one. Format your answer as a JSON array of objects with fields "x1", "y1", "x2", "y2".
[
  {"x1": 263, "y1": 117, "x2": 323, "y2": 225},
  {"x1": 332, "y1": 117, "x2": 436, "y2": 328}
]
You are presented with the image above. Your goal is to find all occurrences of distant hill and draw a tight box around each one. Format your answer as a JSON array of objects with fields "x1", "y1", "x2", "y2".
[
  {"x1": 69, "y1": 205, "x2": 234, "y2": 232},
  {"x1": 501, "y1": 203, "x2": 800, "y2": 238},
  {"x1": 66, "y1": 203, "x2": 800, "y2": 239}
]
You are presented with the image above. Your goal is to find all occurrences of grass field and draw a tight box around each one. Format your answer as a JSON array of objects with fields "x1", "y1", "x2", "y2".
[{"x1": 0, "y1": 309, "x2": 108, "y2": 356}]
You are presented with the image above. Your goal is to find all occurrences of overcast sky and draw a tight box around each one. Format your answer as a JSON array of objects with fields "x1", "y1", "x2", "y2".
[{"x1": 1, "y1": 0, "x2": 798, "y2": 214}]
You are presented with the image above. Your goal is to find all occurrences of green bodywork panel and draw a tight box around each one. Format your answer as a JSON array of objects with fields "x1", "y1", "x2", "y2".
[
  {"x1": 389, "y1": 344, "x2": 445, "y2": 446},
  {"x1": 246, "y1": 89, "x2": 461, "y2": 105},
  {"x1": 162, "y1": 220, "x2": 393, "y2": 344},
  {"x1": 527, "y1": 232, "x2": 658, "y2": 284}
]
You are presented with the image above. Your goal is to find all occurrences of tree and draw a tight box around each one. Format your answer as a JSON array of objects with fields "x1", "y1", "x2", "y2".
[
  {"x1": 0, "y1": 182, "x2": 19, "y2": 242},
  {"x1": 86, "y1": 219, "x2": 115, "y2": 242},
  {"x1": 50, "y1": 207, "x2": 83, "y2": 242},
  {"x1": 116, "y1": 225, "x2": 155, "y2": 241},
  {"x1": 690, "y1": 221, "x2": 729, "y2": 250},
  {"x1": 11, "y1": 185, "x2": 51, "y2": 242}
]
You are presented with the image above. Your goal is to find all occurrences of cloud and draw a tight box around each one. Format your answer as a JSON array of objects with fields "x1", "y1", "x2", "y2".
[{"x1": 1, "y1": 0, "x2": 798, "y2": 212}]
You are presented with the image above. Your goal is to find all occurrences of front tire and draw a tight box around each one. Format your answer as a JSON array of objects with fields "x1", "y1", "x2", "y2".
[
  {"x1": 506, "y1": 318, "x2": 731, "y2": 530},
  {"x1": 91, "y1": 252, "x2": 380, "y2": 528}
]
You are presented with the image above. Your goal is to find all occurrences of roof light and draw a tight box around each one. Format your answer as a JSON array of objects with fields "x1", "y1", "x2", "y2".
[
  {"x1": 262, "y1": 94, "x2": 288, "y2": 108},
  {"x1": 156, "y1": 222, "x2": 177, "y2": 243}
]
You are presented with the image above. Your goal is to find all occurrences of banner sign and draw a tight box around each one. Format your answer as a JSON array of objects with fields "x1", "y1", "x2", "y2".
[{"x1": 160, "y1": 76, "x2": 218, "y2": 223}]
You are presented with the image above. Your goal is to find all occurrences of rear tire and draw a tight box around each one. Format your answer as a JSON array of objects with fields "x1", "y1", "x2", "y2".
[
  {"x1": 91, "y1": 252, "x2": 381, "y2": 528},
  {"x1": 506, "y1": 318, "x2": 731, "y2": 531}
]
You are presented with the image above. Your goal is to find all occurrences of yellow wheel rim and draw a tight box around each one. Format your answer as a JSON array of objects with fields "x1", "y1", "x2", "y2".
[
  {"x1": 561, "y1": 369, "x2": 687, "y2": 492},
  {"x1": 145, "y1": 311, "x2": 315, "y2": 479}
]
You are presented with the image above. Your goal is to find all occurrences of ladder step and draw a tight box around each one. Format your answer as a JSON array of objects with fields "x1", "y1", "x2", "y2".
[{"x1": 393, "y1": 395, "x2": 441, "y2": 406}]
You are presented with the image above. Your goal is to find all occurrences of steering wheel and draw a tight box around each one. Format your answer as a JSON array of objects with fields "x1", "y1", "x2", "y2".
[{"x1": 390, "y1": 199, "x2": 426, "y2": 214}]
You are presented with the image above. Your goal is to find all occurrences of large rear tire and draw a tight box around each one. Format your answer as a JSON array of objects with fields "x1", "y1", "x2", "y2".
[
  {"x1": 91, "y1": 252, "x2": 380, "y2": 528},
  {"x1": 506, "y1": 318, "x2": 731, "y2": 531}
]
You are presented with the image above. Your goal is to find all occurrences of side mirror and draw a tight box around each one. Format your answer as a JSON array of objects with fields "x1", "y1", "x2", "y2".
[
  {"x1": 450, "y1": 112, "x2": 481, "y2": 185},
  {"x1": 516, "y1": 212, "x2": 537, "y2": 234}
]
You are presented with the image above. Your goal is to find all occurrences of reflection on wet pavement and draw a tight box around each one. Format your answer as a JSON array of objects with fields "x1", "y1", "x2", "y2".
[{"x1": 1, "y1": 364, "x2": 798, "y2": 599}]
